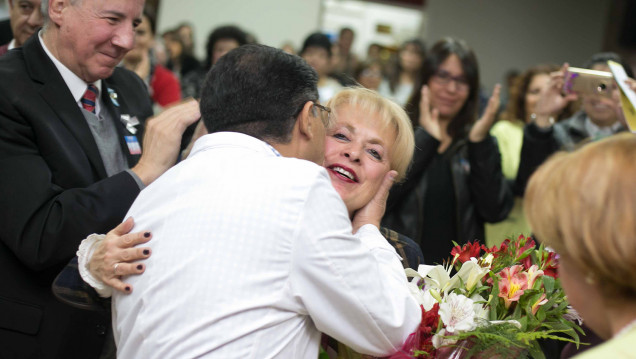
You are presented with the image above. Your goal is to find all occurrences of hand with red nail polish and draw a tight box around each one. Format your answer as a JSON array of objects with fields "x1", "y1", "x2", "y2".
[{"x1": 88, "y1": 217, "x2": 152, "y2": 294}]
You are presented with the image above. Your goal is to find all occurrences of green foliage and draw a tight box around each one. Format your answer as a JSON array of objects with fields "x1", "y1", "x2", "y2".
[{"x1": 318, "y1": 347, "x2": 330, "y2": 359}]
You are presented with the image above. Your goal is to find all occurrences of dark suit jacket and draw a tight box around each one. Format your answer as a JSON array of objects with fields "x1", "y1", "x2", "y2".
[
  {"x1": 0, "y1": 35, "x2": 153, "y2": 359},
  {"x1": 0, "y1": 19, "x2": 11, "y2": 46}
]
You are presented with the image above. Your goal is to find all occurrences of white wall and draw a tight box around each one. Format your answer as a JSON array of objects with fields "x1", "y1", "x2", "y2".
[
  {"x1": 0, "y1": 0, "x2": 8, "y2": 19},
  {"x1": 157, "y1": 0, "x2": 322, "y2": 60},
  {"x1": 321, "y1": 0, "x2": 423, "y2": 57},
  {"x1": 425, "y1": 0, "x2": 611, "y2": 94}
]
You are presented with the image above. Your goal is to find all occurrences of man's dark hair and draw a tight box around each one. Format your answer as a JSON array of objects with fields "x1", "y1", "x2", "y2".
[
  {"x1": 584, "y1": 52, "x2": 634, "y2": 77},
  {"x1": 200, "y1": 44, "x2": 319, "y2": 144},
  {"x1": 203, "y1": 25, "x2": 249, "y2": 70},
  {"x1": 300, "y1": 32, "x2": 332, "y2": 58}
]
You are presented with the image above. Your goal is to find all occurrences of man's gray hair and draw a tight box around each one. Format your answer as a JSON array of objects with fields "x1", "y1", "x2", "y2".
[
  {"x1": 41, "y1": 0, "x2": 82, "y2": 30},
  {"x1": 41, "y1": 0, "x2": 50, "y2": 27}
]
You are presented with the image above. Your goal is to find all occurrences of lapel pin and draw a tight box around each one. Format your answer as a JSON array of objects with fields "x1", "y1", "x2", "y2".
[
  {"x1": 108, "y1": 88, "x2": 120, "y2": 107},
  {"x1": 120, "y1": 114, "x2": 140, "y2": 135}
]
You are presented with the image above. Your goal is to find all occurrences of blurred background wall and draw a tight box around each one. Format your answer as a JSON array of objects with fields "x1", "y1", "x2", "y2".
[
  {"x1": 155, "y1": 0, "x2": 322, "y2": 60},
  {"x1": 425, "y1": 0, "x2": 611, "y2": 91},
  {"x1": 3, "y1": 0, "x2": 633, "y2": 95},
  {"x1": 154, "y1": 0, "x2": 632, "y2": 94}
]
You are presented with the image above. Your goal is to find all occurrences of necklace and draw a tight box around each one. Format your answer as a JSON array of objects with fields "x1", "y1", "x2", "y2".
[{"x1": 614, "y1": 317, "x2": 636, "y2": 339}]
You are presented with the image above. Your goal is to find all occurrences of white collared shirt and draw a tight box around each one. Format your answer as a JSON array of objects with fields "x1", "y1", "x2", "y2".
[
  {"x1": 38, "y1": 31, "x2": 102, "y2": 116},
  {"x1": 7, "y1": 39, "x2": 16, "y2": 51},
  {"x1": 113, "y1": 132, "x2": 420, "y2": 359}
]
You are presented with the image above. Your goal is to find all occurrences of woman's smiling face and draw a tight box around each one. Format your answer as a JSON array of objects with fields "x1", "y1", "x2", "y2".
[{"x1": 324, "y1": 104, "x2": 396, "y2": 216}]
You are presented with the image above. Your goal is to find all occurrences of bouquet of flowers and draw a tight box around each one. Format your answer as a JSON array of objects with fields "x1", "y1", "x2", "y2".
[{"x1": 392, "y1": 235, "x2": 583, "y2": 359}]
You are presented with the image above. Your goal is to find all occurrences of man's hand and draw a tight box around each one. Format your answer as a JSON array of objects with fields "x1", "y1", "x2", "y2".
[
  {"x1": 131, "y1": 98, "x2": 201, "y2": 185},
  {"x1": 351, "y1": 170, "x2": 397, "y2": 233},
  {"x1": 88, "y1": 217, "x2": 152, "y2": 293},
  {"x1": 468, "y1": 84, "x2": 501, "y2": 143}
]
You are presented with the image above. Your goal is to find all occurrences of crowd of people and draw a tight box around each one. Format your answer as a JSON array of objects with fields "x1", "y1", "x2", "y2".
[{"x1": 1, "y1": 1, "x2": 636, "y2": 358}]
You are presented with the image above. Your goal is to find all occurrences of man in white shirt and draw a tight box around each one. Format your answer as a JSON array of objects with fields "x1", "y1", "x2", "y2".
[{"x1": 113, "y1": 44, "x2": 420, "y2": 358}]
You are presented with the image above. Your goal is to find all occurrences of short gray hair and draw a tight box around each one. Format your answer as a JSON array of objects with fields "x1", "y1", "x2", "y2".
[
  {"x1": 41, "y1": 0, "x2": 82, "y2": 30},
  {"x1": 41, "y1": 0, "x2": 49, "y2": 28}
]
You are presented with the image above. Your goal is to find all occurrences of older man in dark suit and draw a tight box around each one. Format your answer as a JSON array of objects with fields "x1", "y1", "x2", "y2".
[{"x1": 0, "y1": 0, "x2": 200, "y2": 358}]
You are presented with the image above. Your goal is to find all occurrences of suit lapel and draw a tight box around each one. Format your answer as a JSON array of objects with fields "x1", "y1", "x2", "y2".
[
  {"x1": 102, "y1": 79, "x2": 144, "y2": 167},
  {"x1": 23, "y1": 36, "x2": 108, "y2": 178}
]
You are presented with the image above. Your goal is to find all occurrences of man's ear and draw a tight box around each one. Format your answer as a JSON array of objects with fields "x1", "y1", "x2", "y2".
[
  {"x1": 48, "y1": 0, "x2": 66, "y2": 26},
  {"x1": 297, "y1": 101, "x2": 316, "y2": 140}
]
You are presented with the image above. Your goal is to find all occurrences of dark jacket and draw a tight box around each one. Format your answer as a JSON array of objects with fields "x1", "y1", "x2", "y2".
[
  {"x1": 382, "y1": 127, "x2": 513, "y2": 259},
  {"x1": 0, "y1": 34, "x2": 153, "y2": 359},
  {"x1": 380, "y1": 227, "x2": 425, "y2": 268},
  {"x1": 514, "y1": 111, "x2": 626, "y2": 195}
]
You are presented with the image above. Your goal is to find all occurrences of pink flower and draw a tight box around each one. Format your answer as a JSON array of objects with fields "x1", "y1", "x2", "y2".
[
  {"x1": 497, "y1": 265, "x2": 528, "y2": 308},
  {"x1": 531, "y1": 293, "x2": 548, "y2": 315},
  {"x1": 541, "y1": 251, "x2": 559, "y2": 279},
  {"x1": 527, "y1": 265, "x2": 544, "y2": 289}
]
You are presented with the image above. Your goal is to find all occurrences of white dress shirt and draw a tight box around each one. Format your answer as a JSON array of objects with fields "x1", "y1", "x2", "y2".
[{"x1": 113, "y1": 132, "x2": 420, "y2": 359}]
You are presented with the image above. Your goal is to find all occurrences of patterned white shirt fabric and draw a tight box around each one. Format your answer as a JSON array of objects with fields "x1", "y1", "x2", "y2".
[{"x1": 113, "y1": 132, "x2": 420, "y2": 359}]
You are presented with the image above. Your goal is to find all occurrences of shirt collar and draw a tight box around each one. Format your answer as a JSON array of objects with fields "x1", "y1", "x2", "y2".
[
  {"x1": 189, "y1": 132, "x2": 282, "y2": 159},
  {"x1": 8, "y1": 39, "x2": 16, "y2": 51},
  {"x1": 38, "y1": 30, "x2": 102, "y2": 110},
  {"x1": 584, "y1": 115, "x2": 623, "y2": 140}
]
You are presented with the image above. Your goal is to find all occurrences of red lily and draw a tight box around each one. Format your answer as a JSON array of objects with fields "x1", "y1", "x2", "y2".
[{"x1": 451, "y1": 241, "x2": 482, "y2": 264}]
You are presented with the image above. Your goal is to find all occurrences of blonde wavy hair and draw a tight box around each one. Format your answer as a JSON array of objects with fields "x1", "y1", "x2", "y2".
[
  {"x1": 525, "y1": 133, "x2": 636, "y2": 298},
  {"x1": 326, "y1": 87, "x2": 415, "y2": 182}
]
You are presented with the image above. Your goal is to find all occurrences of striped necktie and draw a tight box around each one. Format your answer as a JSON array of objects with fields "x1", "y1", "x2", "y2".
[{"x1": 81, "y1": 84, "x2": 98, "y2": 114}]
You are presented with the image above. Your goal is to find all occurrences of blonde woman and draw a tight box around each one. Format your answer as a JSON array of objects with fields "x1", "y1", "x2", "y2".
[{"x1": 525, "y1": 133, "x2": 636, "y2": 358}]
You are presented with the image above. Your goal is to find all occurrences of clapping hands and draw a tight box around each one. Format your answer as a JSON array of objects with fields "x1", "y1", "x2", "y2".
[
  {"x1": 419, "y1": 83, "x2": 502, "y2": 144},
  {"x1": 468, "y1": 84, "x2": 501, "y2": 143},
  {"x1": 418, "y1": 85, "x2": 442, "y2": 140}
]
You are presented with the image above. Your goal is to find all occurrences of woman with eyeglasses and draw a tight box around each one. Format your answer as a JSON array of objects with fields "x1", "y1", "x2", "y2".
[{"x1": 382, "y1": 37, "x2": 514, "y2": 266}]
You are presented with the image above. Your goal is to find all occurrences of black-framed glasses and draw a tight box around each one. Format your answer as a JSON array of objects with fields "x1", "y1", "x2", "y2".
[
  {"x1": 431, "y1": 70, "x2": 470, "y2": 93},
  {"x1": 313, "y1": 102, "x2": 332, "y2": 127}
]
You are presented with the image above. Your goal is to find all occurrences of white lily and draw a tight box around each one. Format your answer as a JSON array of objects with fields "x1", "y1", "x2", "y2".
[
  {"x1": 481, "y1": 253, "x2": 494, "y2": 267},
  {"x1": 439, "y1": 293, "x2": 476, "y2": 333},
  {"x1": 406, "y1": 277, "x2": 443, "y2": 310},
  {"x1": 406, "y1": 264, "x2": 453, "y2": 293},
  {"x1": 450, "y1": 258, "x2": 490, "y2": 292},
  {"x1": 470, "y1": 293, "x2": 490, "y2": 320}
]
